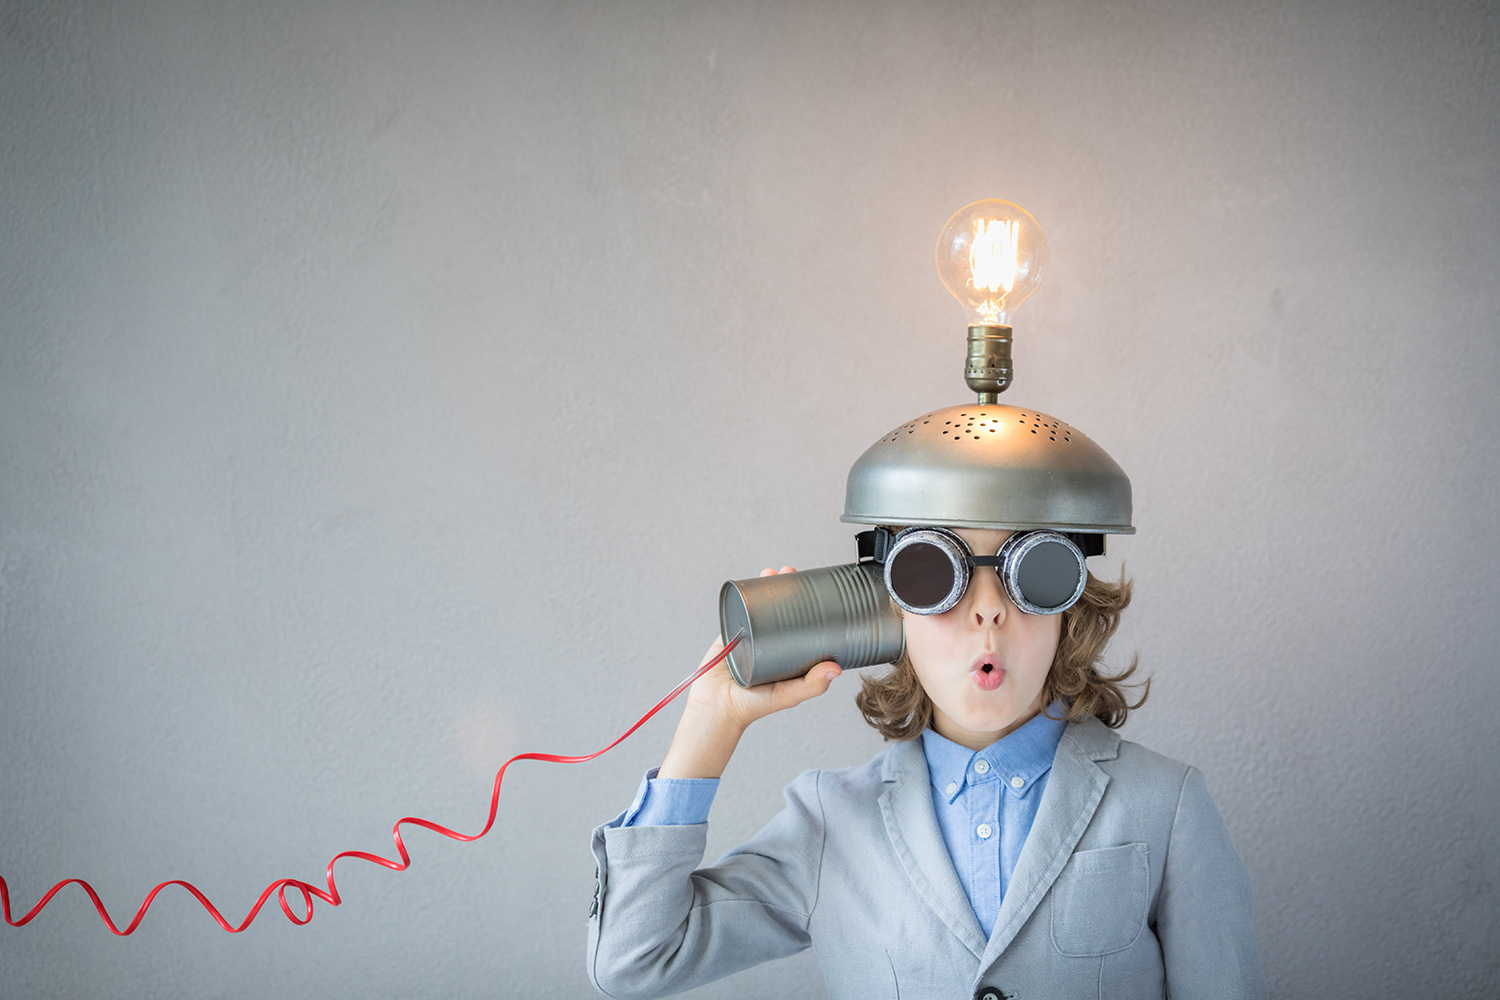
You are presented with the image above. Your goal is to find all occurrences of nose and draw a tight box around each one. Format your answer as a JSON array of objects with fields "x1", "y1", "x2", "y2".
[{"x1": 968, "y1": 565, "x2": 1009, "y2": 627}]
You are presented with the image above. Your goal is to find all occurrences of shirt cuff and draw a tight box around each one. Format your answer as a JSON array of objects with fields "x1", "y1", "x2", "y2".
[{"x1": 609, "y1": 767, "x2": 719, "y2": 828}]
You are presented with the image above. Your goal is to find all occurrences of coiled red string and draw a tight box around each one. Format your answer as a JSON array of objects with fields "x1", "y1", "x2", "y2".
[{"x1": 0, "y1": 633, "x2": 742, "y2": 935}]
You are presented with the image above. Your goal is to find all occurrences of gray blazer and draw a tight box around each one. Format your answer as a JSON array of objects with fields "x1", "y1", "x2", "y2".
[{"x1": 587, "y1": 717, "x2": 1266, "y2": 999}]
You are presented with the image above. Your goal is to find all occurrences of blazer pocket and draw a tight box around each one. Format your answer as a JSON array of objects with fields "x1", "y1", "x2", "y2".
[{"x1": 1049, "y1": 842, "x2": 1150, "y2": 957}]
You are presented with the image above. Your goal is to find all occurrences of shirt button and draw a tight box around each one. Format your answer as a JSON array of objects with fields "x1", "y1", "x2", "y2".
[
  {"x1": 945, "y1": 781, "x2": 959, "y2": 796},
  {"x1": 976, "y1": 823, "x2": 993, "y2": 839},
  {"x1": 1010, "y1": 775, "x2": 1025, "y2": 789},
  {"x1": 974, "y1": 759, "x2": 991, "y2": 775}
]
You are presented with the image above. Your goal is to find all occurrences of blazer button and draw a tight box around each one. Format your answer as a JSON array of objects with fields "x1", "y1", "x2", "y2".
[{"x1": 975, "y1": 989, "x2": 1012, "y2": 1000}]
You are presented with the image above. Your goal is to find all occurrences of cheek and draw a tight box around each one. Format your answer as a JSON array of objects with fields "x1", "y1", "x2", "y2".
[
  {"x1": 901, "y1": 613, "x2": 961, "y2": 667},
  {"x1": 1017, "y1": 616, "x2": 1063, "y2": 679},
  {"x1": 1033, "y1": 611, "x2": 1063, "y2": 648}
]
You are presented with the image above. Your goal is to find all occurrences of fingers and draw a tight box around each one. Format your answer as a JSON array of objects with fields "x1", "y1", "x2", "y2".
[
  {"x1": 766, "y1": 660, "x2": 842, "y2": 713},
  {"x1": 757, "y1": 565, "x2": 799, "y2": 577},
  {"x1": 806, "y1": 660, "x2": 842, "y2": 692}
]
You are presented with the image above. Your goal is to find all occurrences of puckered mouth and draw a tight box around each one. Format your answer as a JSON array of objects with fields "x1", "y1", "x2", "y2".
[{"x1": 970, "y1": 652, "x2": 1004, "y2": 675}]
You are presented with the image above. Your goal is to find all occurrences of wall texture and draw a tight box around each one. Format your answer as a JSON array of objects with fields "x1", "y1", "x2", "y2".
[{"x1": 2, "y1": 1, "x2": 1497, "y2": 997}]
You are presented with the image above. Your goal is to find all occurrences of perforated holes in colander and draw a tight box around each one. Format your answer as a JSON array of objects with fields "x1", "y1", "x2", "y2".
[
  {"x1": 1007, "y1": 411, "x2": 1072, "y2": 444},
  {"x1": 882, "y1": 414, "x2": 932, "y2": 443}
]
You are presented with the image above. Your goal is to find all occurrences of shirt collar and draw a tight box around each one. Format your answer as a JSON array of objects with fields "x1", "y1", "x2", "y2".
[{"x1": 921, "y1": 702, "x2": 1068, "y2": 804}]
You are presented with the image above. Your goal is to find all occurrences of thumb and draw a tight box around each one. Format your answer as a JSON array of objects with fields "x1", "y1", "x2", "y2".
[
  {"x1": 787, "y1": 661, "x2": 843, "y2": 704},
  {"x1": 752, "y1": 661, "x2": 845, "y2": 720}
]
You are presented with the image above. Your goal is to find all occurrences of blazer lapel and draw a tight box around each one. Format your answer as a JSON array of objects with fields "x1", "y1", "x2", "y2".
[
  {"x1": 978, "y1": 718, "x2": 1118, "y2": 970},
  {"x1": 879, "y1": 739, "x2": 989, "y2": 961}
]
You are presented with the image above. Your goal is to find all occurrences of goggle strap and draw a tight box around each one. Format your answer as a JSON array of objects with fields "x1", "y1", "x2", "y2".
[
  {"x1": 1067, "y1": 532, "x2": 1105, "y2": 557},
  {"x1": 855, "y1": 528, "x2": 897, "y2": 564},
  {"x1": 861, "y1": 528, "x2": 1104, "y2": 562}
]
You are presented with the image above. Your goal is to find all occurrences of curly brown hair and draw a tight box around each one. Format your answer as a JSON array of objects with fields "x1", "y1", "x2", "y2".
[{"x1": 854, "y1": 569, "x2": 1148, "y2": 741}]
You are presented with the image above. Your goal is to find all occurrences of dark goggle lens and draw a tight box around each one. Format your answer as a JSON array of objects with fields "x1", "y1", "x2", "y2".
[
  {"x1": 1014, "y1": 539, "x2": 1084, "y2": 611},
  {"x1": 887, "y1": 541, "x2": 957, "y2": 609}
]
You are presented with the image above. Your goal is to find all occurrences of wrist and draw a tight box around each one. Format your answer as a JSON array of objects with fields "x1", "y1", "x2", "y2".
[
  {"x1": 657, "y1": 705, "x2": 746, "y2": 780},
  {"x1": 684, "y1": 697, "x2": 751, "y2": 738}
]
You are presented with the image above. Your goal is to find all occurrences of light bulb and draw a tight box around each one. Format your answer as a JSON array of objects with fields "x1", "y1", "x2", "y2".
[{"x1": 935, "y1": 200, "x2": 1048, "y2": 327}]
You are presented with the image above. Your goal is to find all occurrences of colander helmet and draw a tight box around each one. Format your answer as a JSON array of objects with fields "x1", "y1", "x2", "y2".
[{"x1": 840, "y1": 402, "x2": 1133, "y2": 535}]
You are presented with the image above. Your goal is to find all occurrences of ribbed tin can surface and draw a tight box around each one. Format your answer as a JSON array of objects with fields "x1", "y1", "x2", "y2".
[{"x1": 718, "y1": 562, "x2": 904, "y2": 687}]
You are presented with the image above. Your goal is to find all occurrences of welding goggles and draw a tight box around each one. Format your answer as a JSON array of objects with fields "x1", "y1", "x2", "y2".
[{"x1": 859, "y1": 526, "x2": 1096, "y2": 617}]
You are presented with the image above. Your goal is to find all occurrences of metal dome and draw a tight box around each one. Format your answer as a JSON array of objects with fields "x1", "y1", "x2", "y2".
[{"x1": 840, "y1": 402, "x2": 1134, "y2": 534}]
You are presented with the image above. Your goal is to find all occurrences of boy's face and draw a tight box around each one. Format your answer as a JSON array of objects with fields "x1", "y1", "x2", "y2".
[{"x1": 904, "y1": 527, "x2": 1062, "y2": 752}]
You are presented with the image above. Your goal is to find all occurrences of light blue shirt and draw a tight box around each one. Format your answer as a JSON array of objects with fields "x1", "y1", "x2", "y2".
[
  {"x1": 609, "y1": 704, "x2": 1067, "y2": 938},
  {"x1": 611, "y1": 766, "x2": 720, "y2": 827},
  {"x1": 919, "y1": 706, "x2": 1066, "y2": 936}
]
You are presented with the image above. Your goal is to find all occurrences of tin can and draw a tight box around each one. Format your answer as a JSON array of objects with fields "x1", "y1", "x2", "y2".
[{"x1": 718, "y1": 562, "x2": 904, "y2": 687}]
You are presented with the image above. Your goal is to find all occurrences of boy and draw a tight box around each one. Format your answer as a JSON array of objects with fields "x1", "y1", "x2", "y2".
[{"x1": 585, "y1": 524, "x2": 1266, "y2": 998}]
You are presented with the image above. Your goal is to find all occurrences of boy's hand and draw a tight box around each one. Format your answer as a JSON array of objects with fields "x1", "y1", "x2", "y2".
[{"x1": 657, "y1": 566, "x2": 842, "y2": 780}]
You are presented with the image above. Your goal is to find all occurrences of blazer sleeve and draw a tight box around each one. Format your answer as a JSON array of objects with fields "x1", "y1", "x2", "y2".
[
  {"x1": 1156, "y1": 766, "x2": 1268, "y2": 999},
  {"x1": 586, "y1": 769, "x2": 825, "y2": 1000}
]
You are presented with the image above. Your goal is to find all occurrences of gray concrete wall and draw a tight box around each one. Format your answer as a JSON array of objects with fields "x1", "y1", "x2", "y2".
[{"x1": 2, "y1": 1, "x2": 1496, "y2": 996}]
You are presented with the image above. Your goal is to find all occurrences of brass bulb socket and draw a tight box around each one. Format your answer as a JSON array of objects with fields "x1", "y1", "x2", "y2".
[{"x1": 965, "y1": 324, "x2": 1013, "y2": 403}]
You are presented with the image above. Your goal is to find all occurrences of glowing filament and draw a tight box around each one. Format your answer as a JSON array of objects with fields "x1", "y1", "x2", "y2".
[
  {"x1": 970, "y1": 218, "x2": 1019, "y2": 296},
  {"x1": 936, "y1": 199, "x2": 1045, "y2": 326}
]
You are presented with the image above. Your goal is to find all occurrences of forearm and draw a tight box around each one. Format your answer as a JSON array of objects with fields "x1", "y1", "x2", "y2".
[{"x1": 657, "y1": 702, "x2": 745, "y2": 779}]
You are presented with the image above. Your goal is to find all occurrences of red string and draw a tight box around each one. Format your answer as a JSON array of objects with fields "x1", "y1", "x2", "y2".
[{"x1": 0, "y1": 633, "x2": 742, "y2": 935}]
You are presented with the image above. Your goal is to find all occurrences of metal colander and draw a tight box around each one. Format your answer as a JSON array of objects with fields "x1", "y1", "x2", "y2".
[{"x1": 840, "y1": 402, "x2": 1134, "y2": 534}]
